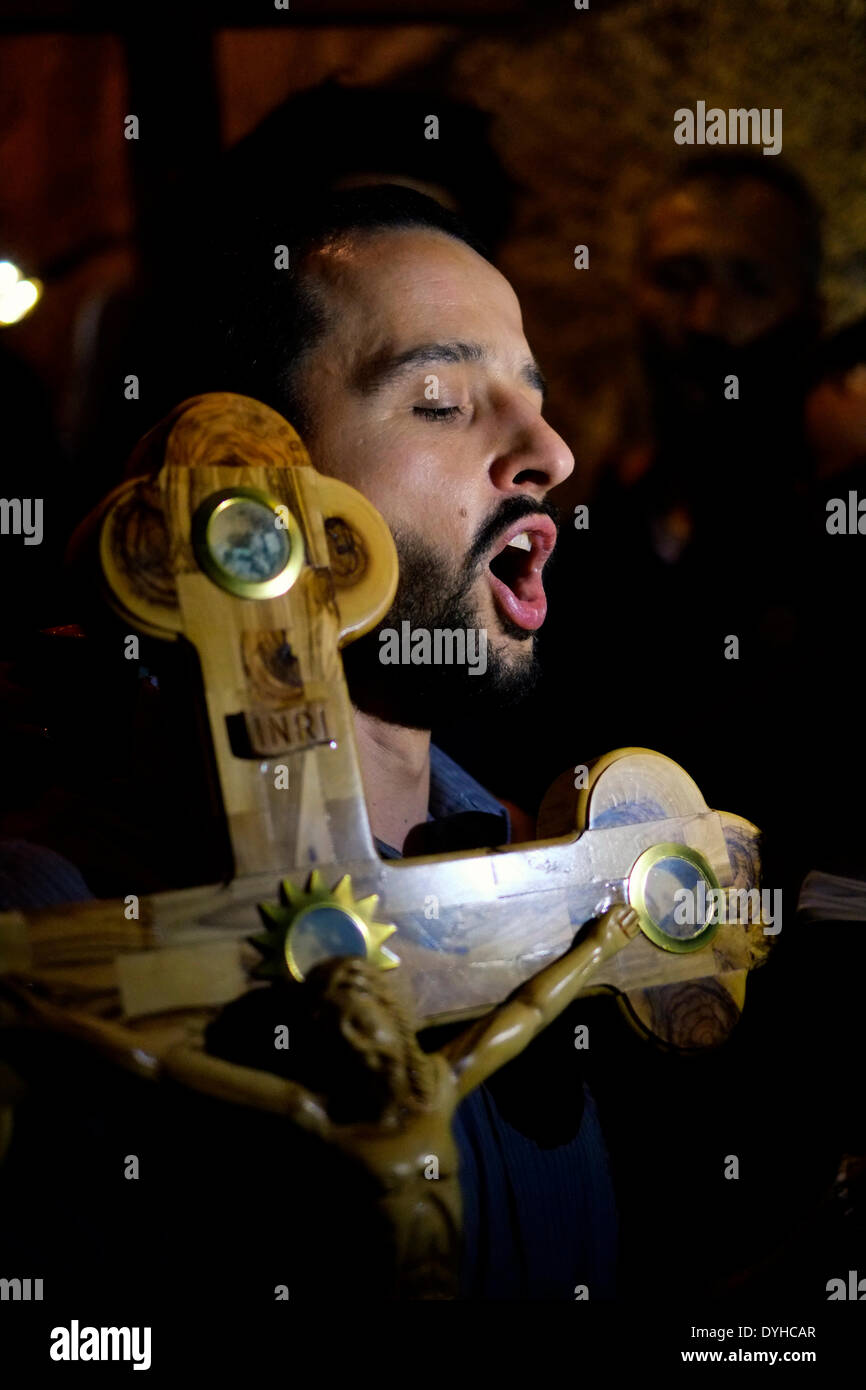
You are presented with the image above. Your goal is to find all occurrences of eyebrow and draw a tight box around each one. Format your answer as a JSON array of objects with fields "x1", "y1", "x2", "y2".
[{"x1": 352, "y1": 339, "x2": 547, "y2": 400}]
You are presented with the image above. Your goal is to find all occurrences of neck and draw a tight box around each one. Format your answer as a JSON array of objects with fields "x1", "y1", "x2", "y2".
[{"x1": 353, "y1": 708, "x2": 431, "y2": 854}]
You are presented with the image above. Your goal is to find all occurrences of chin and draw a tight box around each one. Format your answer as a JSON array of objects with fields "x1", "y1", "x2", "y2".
[{"x1": 494, "y1": 630, "x2": 536, "y2": 668}]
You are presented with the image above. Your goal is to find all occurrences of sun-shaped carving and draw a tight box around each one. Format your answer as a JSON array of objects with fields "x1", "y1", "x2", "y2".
[{"x1": 251, "y1": 870, "x2": 400, "y2": 983}]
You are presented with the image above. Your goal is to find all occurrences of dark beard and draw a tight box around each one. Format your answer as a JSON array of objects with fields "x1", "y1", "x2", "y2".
[{"x1": 341, "y1": 511, "x2": 546, "y2": 731}]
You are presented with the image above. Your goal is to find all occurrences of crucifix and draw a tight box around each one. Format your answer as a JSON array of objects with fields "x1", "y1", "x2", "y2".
[{"x1": 0, "y1": 391, "x2": 772, "y2": 1293}]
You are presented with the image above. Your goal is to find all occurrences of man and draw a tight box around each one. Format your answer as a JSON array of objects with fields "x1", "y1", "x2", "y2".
[
  {"x1": 189, "y1": 184, "x2": 615, "y2": 1300},
  {"x1": 440, "y1": 151, "x2": 827, "y2": 822},
  {"x1": 0, "y1": 187, "x2": 617, "y2": 1298},
  {"x1": 633, "y1": 151, "x2": 822, "y2": 430},
  {"x1": 547, "y1": 154, "x2": 826, "y2": 840},
  {"x1": 619, "y1": 151, "x2": 822, "y2": 593},
  {"x1": 523, "y1": 155, "x2": 839, "y2": 1300}
]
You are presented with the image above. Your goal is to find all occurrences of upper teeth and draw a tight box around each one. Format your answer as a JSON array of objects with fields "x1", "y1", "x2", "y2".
[{"x1": 506, "y1": 532, "x2": 531, "y2": 552}]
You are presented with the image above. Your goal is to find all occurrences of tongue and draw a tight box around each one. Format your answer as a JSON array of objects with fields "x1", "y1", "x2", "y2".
[{"x1": 488, "y1": 569, "x2": 547, "y2": 631}]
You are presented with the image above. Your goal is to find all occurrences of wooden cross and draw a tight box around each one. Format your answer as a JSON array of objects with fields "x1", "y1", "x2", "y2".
[{"x1": 0, "y1": 393, "x2": 771, "y2": 1068}]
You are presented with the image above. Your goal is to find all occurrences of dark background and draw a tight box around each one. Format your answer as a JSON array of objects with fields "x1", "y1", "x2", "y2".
[{"x1": 0, "y1": 0, "x2": 864, "y2": 1323}]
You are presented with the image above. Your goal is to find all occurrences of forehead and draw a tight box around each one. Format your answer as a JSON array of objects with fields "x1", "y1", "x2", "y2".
[
  {"x1": 644, "y1": 179, "x2": 802, "y2": 270},
  {"x1": 306, "y1": 227, "x2": 526, "y2": 360}
]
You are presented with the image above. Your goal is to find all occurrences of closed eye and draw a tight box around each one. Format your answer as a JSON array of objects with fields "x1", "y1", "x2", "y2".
[{"x1": 413, "y1": 405, "x2": 464, "y2": 422}]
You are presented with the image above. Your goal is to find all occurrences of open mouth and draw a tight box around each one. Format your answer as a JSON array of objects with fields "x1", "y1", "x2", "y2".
[{"x1": 487, "y1": 516, "x2": 556, "y2": 632}]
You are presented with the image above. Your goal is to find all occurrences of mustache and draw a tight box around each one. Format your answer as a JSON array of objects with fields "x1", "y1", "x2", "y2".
[{"x1": 466, "y1": 494, "x2": 561, "y2": 572}]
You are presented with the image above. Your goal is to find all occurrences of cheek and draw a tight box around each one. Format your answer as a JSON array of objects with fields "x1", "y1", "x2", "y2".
[
  {"x1": 312, "y1": 406, "x2": 425, "y2": 487},
  {"x1": 636, "y1": 284, "x2": 683, "y2": 334},
  {"x1": 308, "y1": 395, "x2": 484, "y2": 564},
  {"x1": 728, "y1": 296, "x2": 784, "y2": 338},
  {"x1": 733, "y1": 276, "x2": 801, "y2": 335},
  {"x1": 339, "y1": 424, "x2": 474, "y2": 537}
]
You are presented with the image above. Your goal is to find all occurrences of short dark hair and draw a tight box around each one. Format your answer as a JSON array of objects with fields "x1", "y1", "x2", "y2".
[
  {"x1": 205, "y1": 184, "x2": 490, "y2": 435},
  {"x1": 651, "y1": 150, "x2": 823, "y2": 292},
  {"x1": 221, "y1": 82, "x2": 514, "y2": 253}
]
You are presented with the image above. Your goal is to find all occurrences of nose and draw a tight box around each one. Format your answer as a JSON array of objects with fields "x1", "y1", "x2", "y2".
[
  {"x1": 488, "y1": 403, "x2": 575, "y2": 496},
  {"x1": 685, "y1": 283, "x2": 725, "y2": 337}
]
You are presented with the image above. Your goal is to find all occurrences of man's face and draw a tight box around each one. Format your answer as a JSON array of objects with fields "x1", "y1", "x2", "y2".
[
  {"x1": 634, "y1": 178, "x2": 817, "y2": 411},
  {"x1": 296, "y1": 228, "x2": 574, "y2": 726}
]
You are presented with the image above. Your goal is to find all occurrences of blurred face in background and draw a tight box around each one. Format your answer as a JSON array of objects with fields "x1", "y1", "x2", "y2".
[{"x1": 634, "y1": 176, "x2": 820, "y2": 415}]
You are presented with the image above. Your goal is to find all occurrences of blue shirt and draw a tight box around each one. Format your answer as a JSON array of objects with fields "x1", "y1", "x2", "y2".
[
  {"x1": 377, "y1": 744, "x2": 619, "y2": 1300},
  {"x1": 0, "y1": 837, "x2": 92, "y2": 908}
]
